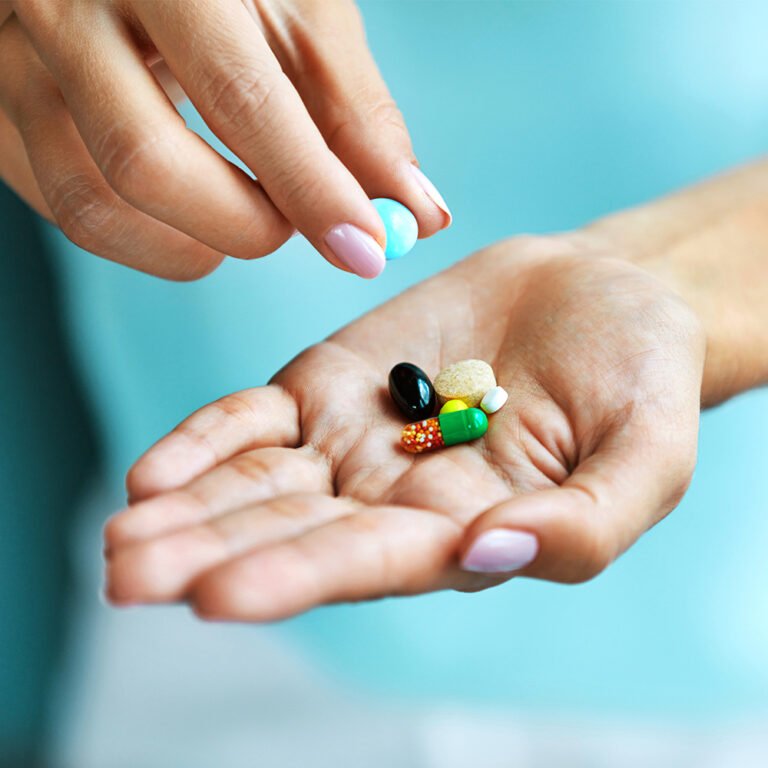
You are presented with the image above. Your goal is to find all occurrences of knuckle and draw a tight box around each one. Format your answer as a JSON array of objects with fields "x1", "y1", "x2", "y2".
[
  {"x1": 276, "y1": 159, "x2": 325, "y2": 211},
  {"x1": 228, "y1": 452, "x2": 272, "y2": 484},
  {"x1": 96, "y1": 124, "x2": 177, "y2": 202},
  {"x1": 556, "y1": 504, "x2": 617, "y2": 584},
  {"x1": 363, "y1": 96, "x2": 406, "y2": 135},
  {"x1": 209, "y1": 392, "x2": 258, "y2": 427},
  {"x1": 201, "y1": 64, "x2": 286, "y2": 139},
  {"x1": 327, "y1": 95, "x2": 405, "y2": 148},
  {"x1": 49, "y1": 172, "x2": 119, "y2": 250},
  {"x1": 263, "y1": 497, "x2": 312, "y2": 524}
]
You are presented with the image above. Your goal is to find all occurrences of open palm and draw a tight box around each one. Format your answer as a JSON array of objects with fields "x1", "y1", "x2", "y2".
[{"x1": 105, "y1": 235, "x2": 704, "y2": 621}]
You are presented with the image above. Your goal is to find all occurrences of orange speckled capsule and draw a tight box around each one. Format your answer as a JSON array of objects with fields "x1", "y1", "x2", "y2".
[
  {"x1": 401, "y1": 408, "x2": 488, "y2": 454},
  {"x1": 401, "y1": 417, "x2": 446, "y2": 453}
]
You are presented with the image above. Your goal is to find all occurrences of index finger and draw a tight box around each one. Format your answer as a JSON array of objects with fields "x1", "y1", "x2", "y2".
[
  {"x1": 135, "y1": 0, "x2": 388, "y2": 278},
  {"x1": 127, "y1": 385, "x2": 300, "y2": 502}
]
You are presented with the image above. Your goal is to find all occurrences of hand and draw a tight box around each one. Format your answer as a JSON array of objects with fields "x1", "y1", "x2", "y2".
[
  {"x1": 104, "y1": 234, "x2": 704, "y2": 620},
  {"x1": 0, "y1": 0, "x2": 450, "y2": 279}
]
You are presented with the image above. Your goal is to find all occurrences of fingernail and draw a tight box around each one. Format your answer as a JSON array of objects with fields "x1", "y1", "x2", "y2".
[
  {"x1": 324, "y1": 224, "x2": 386, "y2": 279},
  {"x1": 462, "y1": 529, "x2": 539, "y2": 573},
  {"x1": 409, "y1": 165, "x2": 452, "y2": 227}
]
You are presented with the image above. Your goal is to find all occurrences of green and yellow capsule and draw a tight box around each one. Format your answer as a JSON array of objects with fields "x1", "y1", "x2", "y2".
[{"x1": 400, "y1": 407, "x2": 488, "y2": 454}]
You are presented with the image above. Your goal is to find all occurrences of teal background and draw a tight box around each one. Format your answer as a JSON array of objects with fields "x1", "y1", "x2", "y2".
[
  {"x1": 0, "y1": 186, "x2": 97, "y2": 766},
  {"x1": 2, "y1": 0, "x2": 768, "y2": 761}
]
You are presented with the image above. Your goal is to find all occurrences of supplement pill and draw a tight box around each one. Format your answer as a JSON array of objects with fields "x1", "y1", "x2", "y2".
[
  {"x1": 480, "y1": 386, "x2": 508, "y2": 414},
  {"x1": 401, "y1": 408, "x2": 488, "y2": 454},
  {"x1": 372, "y1": 198, "x2": 418, "y2": 260},
  {"x1": 434, "y1": 359, "x2": 496, "y2": 407},
  {"x1": 440, "y1": 399, "x2": 468, "y2": 415},
  {"x1": 389, "y1": 362, "x2": 437, "y2": 420}
]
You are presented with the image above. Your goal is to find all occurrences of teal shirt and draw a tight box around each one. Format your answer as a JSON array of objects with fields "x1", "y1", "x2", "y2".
[{"x1": 47, "y1": 0, "x2": 768, "y2": 716}]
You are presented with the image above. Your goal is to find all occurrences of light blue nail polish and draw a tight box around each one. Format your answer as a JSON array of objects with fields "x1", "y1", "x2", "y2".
[{"x1": 372, "y1": 198, "x2": 418, "y2": 260}]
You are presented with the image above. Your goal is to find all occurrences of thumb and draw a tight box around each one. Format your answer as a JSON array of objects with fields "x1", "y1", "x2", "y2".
[{"x1": 458, "y1": 420, "x2": 698, "y2": 584}]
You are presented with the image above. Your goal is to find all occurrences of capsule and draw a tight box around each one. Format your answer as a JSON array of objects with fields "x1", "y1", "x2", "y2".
[
  {"x1": 401, "y1": 407, "x2": 488, "y2": 454},
  {"x1": 388, "y1": 362, "x2": 437, "y2": 421}
]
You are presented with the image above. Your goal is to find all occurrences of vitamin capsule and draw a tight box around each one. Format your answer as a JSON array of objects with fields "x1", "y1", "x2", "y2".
[
  {"x1": 439, "y1": 398, "x2": 468, "y2": 415},
  {"x1": 401, "y1": 408, "x2": 488, "y2": 454},
  {"x1": 480, "y1": 386, "x2": 509, "y2": 414},
  {"x1": 434, "y1": 359, "x2": 496, "y2": 407},
  {"x1": 388, "y1": 362, "x2": 437, "y2": 420},
  {"x1": 372, "y1": 198, "x2": 418, "y2": 260}
]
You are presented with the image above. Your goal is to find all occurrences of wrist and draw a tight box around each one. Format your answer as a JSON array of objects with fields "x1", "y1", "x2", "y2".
[{"x1": 582, "y1": 203, "x2": 768, "y2": 407}]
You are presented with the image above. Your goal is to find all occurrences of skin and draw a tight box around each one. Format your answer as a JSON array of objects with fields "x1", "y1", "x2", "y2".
[
  {"x1": 104, "y1": 159, "x2": 768, "y2": 622},
  {"x1": 103, "y1": 235, "x2": 705, "y2": 620},
  {"x1": 0, "y1": 0, "x2": 449, "y2": 279}
]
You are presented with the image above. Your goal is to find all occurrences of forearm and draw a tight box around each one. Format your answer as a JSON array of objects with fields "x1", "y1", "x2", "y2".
[{"x1": 588, "y1": 158, "x2": 768, "y2": 407}]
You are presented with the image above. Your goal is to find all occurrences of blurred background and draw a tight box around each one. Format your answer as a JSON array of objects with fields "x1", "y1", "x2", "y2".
[{"x1": 2, "y1": 1, "x2": 768, "y2": 766}]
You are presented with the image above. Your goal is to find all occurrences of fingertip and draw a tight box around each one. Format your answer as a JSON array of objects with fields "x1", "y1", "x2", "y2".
[
  {"x1": 126, "y1": 434, "x2": 213, "y2": 502},
  {"x1": 461, "y1": 528, "x2": 540, "y2": 574},
  {"x1": 322, "y1": 222, "x2": 386, "y2": 278},
  {"x1": 104, "y1": 547, "x2": 144, "y2": 605},
  {"x1": 191, "y1": 566, "x2": 257, "y2": 622},
  {"x1": 408, "y1": 164, "x2": 452, "y2": 233},
  {"x1": 106, "y1": 533, "x2": 203, "y2": 605},
  {"x1": 125, "y1": 455, "x2": 165, "y2": 504},
  {"x1": 103, "y1": 508, "x2": 134, "y2": 554},
  {"x1": 227, "y1": 212, "x2": 295, "y2": 262},
  {"x1": 191, "y1": 547, "x2": 313, "y2": 623},
  {"x1": 461, "y1": 487, "x2": 619, "y2": 584}
]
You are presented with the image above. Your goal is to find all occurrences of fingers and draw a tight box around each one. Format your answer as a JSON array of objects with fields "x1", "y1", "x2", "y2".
[
  {"x1": 14, "y1": 2, "x2": 293, "y2": 262},
  {"x1": 257, "y1": 0, "x2": 452, "y2": 237},
  {"x1": 0, "y1": 16, "x2": 224, "y2": 279},
  {"x1": 108, "y1": 446, "x2": 331, "y2": 550},
  {"x1": 108, "y1": 492, "x2": 347, "y2": 605},
  {"x1": 190, "y1": 502, "x2": 462, "y2": 622},
  {"x1": 134, "y1": 0, "x2": 389, "y2": 277},
  {"x1": 0, "y1": 107, "x2": 51, "y2": 219},
  {"x1": 459, "y1": 413, "x2": 699, "y2": 584},
  {"x1": 11, "y1": 0, "x2": 448, "y2": 279},
  {"x1": 126, "y1": 385, "x2": 301, "y2": 502}
]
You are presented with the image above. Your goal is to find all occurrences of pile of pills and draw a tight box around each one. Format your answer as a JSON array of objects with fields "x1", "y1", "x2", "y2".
[{"x1": 388, "y1": 360, "x2": 508, "y2": 454}]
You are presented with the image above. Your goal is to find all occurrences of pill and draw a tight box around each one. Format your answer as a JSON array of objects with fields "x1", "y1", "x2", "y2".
[
  {"x1": 388, "y1": 362, "x2": 437, "y2": 420},
  {"x1": 480, "y1": 386, "x2": 508, "y2": 414},
  {"x1": 439, "y1": 399, "x2": 468, "y2": 415},
  {"x1": 401, "y1": 408, "x2": 488, "y2": 454},
  {"x1": 372, "y1": 198, "x2": 418, "y2": 260},
  {"x1": 433, "y1": 359, "x2": 496, "y2": 407}
]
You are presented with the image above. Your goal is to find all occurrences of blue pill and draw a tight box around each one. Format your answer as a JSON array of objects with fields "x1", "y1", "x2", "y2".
[{"x1": 372, "y1": 198, "x2": 418, "y2": 260}]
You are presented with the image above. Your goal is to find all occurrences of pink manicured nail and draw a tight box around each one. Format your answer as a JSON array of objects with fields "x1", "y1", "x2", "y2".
[
  {"x1": 410, "y1": 165, "x2": 452, "y2": 226},
  {"x1": 324, "y1": 224, "x2": 386, "y2": 279},
  {"x1": 462, "y1": 529, "x2": 539, "y2": 573}
]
